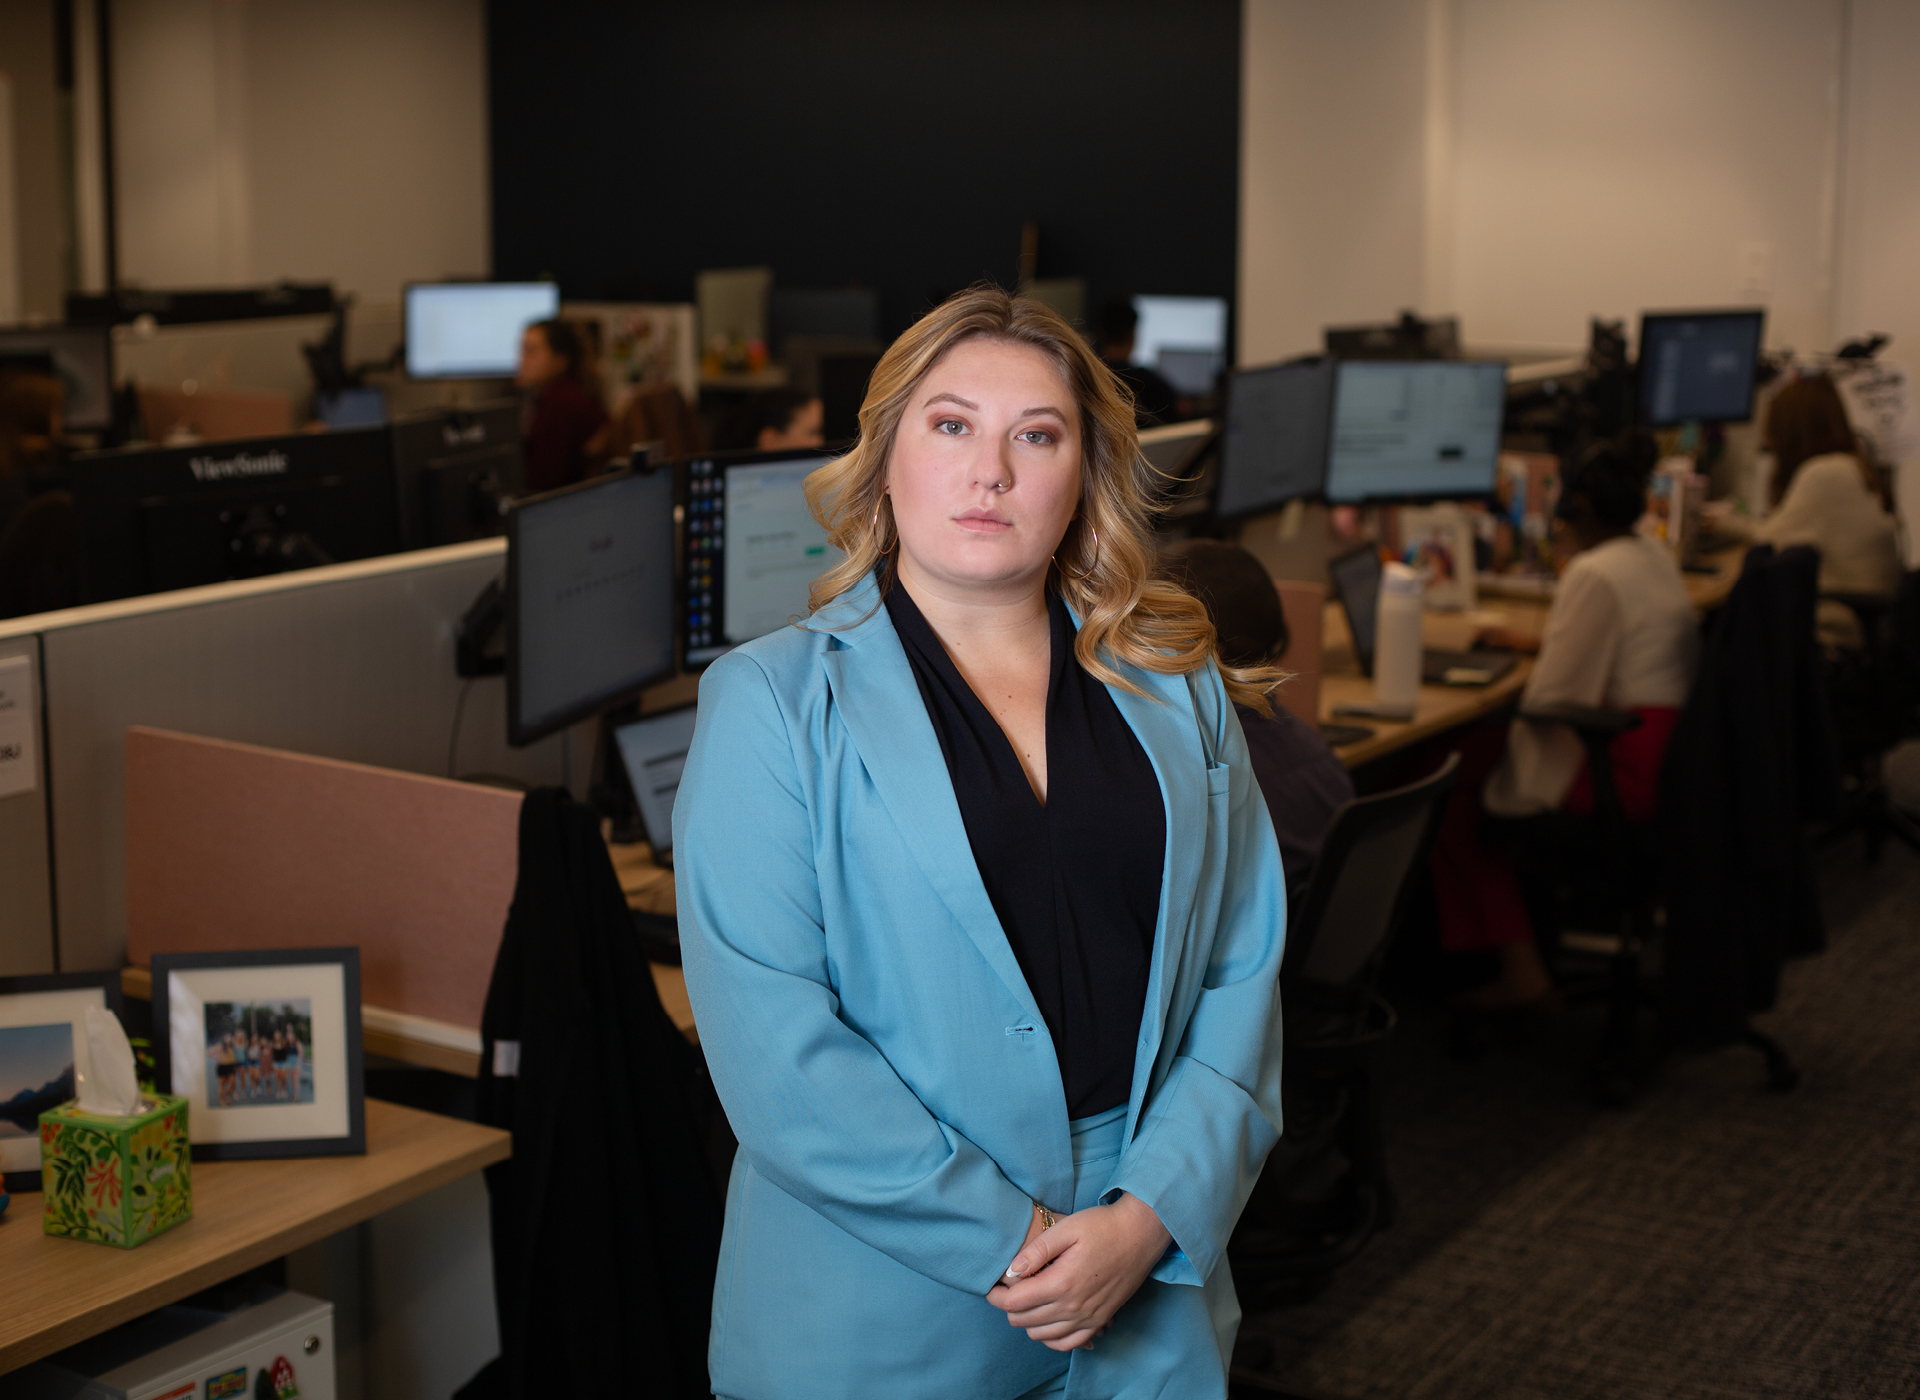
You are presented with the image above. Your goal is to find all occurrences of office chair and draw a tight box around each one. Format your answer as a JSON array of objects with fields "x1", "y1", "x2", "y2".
[
  {"x1": 1518, "y1": 545, "x2": 1833, "y2": 1106},
  {"x1": 1818, "y1": 579, "x2": 1920, "y2": 859},
  {"x1": 1228, "y1": 753, "x2": 1459, "y2": 1310}
]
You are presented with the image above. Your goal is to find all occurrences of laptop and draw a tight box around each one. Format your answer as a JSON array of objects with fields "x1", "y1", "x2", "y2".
[
  {"x1": 1328, "y1": 546, "x2": 1518, "y2": 688},
  {"x1": 613, "y1": 702, "x2": 699, "y2": 863}
]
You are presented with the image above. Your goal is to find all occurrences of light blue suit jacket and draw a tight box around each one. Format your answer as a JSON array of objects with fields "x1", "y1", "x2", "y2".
[{"x1": 674, "y1": 576, "x2": 1286, "y2": 1400}]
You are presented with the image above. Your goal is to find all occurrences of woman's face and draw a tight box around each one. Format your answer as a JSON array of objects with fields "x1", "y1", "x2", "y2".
[
  {"x1": 515, "y1": 326, "x2": 563, "y2": 390},
  {"x1": 885, "y1": 337, "x2": 1082, "y2": 600}
]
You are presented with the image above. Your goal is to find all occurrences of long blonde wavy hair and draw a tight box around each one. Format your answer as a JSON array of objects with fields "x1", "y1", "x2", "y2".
[{"x1": 803, "y1": 285, "x2": 1279, "y2": 712}]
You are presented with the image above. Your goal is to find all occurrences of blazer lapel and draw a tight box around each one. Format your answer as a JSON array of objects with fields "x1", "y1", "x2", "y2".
[
  {"x1": 816, "y1": 579, "x2": 1049, "y2": 1032},
  {"x1": 1103, "y1": 663, "x2": 1211, "y2": 1131}
]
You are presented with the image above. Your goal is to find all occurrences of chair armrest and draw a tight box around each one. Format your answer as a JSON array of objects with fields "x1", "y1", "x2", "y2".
[{"x1": 1517, "y1": 702, "x2": 1643, "y2": 739}]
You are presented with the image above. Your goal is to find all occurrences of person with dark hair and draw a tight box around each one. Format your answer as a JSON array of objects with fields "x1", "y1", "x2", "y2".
[
  {"x1": 1096, "y1": 297, "x2": 1179, "y2": 427},
  {"x1": 516, "y1": 317, "x2": 609, "y2": 493},
  {"x1": 1432, "y1": 435, "x2": 1699, "y2": 1008},
  {"x1": 1712, "y1": 374, "x2": 1898, "y2": 649},
  {"x1": 716, "y1": 386, "x2": 826, "y2": 452},
  {"x1": 1161, "y1": 540, "x2": 1354, "y2": 897}
]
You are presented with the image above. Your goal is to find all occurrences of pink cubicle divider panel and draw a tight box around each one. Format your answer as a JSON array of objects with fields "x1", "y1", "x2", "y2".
[
  {"x1": 125, "y1": 727, "x2": 522, "y2": 1030},
  {"x1": 1272, "y1": 579, "x2": 1325, "y2": 727}
]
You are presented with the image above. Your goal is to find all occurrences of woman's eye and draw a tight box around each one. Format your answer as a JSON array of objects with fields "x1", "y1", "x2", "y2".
[
  {"x1": 935, "y1": 418, "x2": 966, "y2": 435},
  {"x1": 1018, "y1": 429, "x2": 1054, "y2": 446}
]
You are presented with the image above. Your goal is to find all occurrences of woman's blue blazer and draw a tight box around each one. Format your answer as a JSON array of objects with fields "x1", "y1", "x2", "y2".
[{"x1": 674, "y1": 576, "x2": 1287, "y2": 1400}]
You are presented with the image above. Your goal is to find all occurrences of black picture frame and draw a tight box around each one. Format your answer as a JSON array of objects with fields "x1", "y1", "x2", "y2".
[
  {"x1": 150, "y1": 947, "x2": 365, "y2": 1160},
  {"x1": 0, "y1": 970, "x2": 125, "y2": 1193}
]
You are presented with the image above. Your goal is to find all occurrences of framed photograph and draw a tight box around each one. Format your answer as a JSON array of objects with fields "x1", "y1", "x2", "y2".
[
  {"x1": 0, "y1": 972, "x2": 124, "y2": 1185},
  {"x1": 151, "y1": 948, "x2": 364, "y2": 1160}
]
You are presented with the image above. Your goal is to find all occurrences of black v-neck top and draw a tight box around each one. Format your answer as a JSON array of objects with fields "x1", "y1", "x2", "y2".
[{"x1": 885, "y1": 581, "x2": 1166, "y2": 1118}]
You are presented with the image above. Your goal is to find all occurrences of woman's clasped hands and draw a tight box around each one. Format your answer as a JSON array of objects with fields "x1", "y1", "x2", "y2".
[{"x1": 986, "y1": 1193, "x2": 1172, "y2": 1352}]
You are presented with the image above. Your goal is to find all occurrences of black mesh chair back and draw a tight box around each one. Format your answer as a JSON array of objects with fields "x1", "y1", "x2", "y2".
[{"x1": 1285, "y1": 752, "x2": 1460, "y2": 989}]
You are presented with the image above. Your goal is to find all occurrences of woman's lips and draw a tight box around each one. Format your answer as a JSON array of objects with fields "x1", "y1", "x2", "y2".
[{"x1": 954, "y1": 510, "x2": 1011, "y2": 533}]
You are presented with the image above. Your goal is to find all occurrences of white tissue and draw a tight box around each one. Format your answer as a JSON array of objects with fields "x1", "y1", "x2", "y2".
[{"x1": 74, "y1": 1004, "x2": 145, "y2": 1116}]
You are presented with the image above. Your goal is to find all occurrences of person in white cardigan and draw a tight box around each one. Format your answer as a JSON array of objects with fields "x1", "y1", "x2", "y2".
[
  {"x1": 1432, "y1": 437, "x2": 1699, "y2": 1009},
  {"x1": 1712, "y1": 373, "x2": 1902, "y2": 649}
]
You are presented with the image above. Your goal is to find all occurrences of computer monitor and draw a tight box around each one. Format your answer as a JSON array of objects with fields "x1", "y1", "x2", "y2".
[
  {"x1": 1323, "y1": 361, "x2": 1506, "y2": 504},
  {"x1": 390, "y1": 402, "x2": 523, "y2": 550},
  {"x1": 1328, "y1": 545, "x2": 1384, "y2": 675},
  {"x1": 404, "y1": 282, "x2": 559, "y2": 380},
  {"x1": 613, "y1": 702, "x2": 699, "y2": 857},
  {"x1": 1216, "y1": 360, "x2": 1336, "y2": 518},
  {"x1": 0, "y1": 325, "x2": 113, "y2": 430},
  {"x1": 69, "y1": 427, "x2": 401, "y2": 604},
  {"x1": 1131, "y1": 296, "x2": 1229, "y2": 396},
  {"x1": 681, "y1": 448, "x2": 839, "y2": 668},
  {"x1": 505, "y1": 466, "x2": 678, "y2": 747},
  {"x1": 1636, "y1": 309, "x2": 1765, "y2": 426}
]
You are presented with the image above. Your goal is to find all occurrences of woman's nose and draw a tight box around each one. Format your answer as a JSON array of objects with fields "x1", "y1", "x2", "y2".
[{"x1": 969, "y1": 440, "x2": 1014, "y2": 494}]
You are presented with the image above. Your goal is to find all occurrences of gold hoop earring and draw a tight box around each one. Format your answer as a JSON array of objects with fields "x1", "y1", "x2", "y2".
[{"x1": 1061, "y1": 522, "x2": 1100, "y2": 582}]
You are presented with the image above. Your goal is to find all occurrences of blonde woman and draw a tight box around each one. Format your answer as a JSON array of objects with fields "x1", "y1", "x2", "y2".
[{"x1": 676, "y1": 287, "x2": 1286, "y2": 1400}]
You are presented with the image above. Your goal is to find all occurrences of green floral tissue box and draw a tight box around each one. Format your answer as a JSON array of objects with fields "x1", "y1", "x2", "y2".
[{"x1": 39, "y1": 1095, "x2": 193, "y2": 1248}]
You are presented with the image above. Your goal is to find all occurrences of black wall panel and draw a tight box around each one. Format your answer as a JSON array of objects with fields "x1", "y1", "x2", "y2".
[{"x1": 487, "y1": 0, "x2": 1240, "y2": 337}]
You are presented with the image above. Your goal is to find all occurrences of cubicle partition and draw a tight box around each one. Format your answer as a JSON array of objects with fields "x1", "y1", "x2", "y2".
[{"x1": 0, "y1": 539, "x2": 592, "y2": 978}]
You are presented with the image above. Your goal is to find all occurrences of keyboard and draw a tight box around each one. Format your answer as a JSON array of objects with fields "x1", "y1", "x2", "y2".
[{"x1": 1421, "y1": 648, "x2": 1518, "y2": 687}]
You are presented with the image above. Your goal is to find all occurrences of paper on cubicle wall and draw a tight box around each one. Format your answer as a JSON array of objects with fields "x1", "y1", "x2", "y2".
[{"x1": 0, "y1": 654, "x2": 37, "y2": 799}]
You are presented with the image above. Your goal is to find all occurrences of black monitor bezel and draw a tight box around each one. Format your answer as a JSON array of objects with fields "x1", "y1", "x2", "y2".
[
  {"x1": 1212, "y1": 357, "x2": 1335, "y2": 521},
  {"x1": 504, "y1": 461, "x2": 680, "y2": 749},
  {"x1": 402, "y1": 280, "x2": 559, "y2": 382},
  {"x1": 1634, "y1": 307, "x2": 1767, "y2": 428},
  {"x1": 1321, "y1": 357, "x2": 1509, "y2": 506},
  {"x1": 675, "y1": 444, "x2": 840, "y2": 673}
]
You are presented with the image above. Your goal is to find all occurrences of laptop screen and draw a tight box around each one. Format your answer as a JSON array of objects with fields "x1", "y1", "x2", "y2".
[
  {"x1": 613, "y1": 704, "x2": 699, "y2": 856},
  {"x1": 1328, "y1": 546, "x2": 1384, "y2": 677}
]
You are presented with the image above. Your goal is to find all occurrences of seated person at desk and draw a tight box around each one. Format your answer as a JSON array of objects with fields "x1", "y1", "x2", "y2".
[
  {"x1": 517, "y1": 317, "x2": 608, "y2": 493},
  {"x1": 715, "y1": 387, "x2": 826, "y2": 452},
  {"x1": 1442, "y1": 436, "x2": 1699, "y2": 1009},
  {"x1": 1096, "y1": 298, "x2": 1179, "y2": 428},
  {"x1": 1161, "y1": 539, "x2": 1354, "y2": 897},
  {"x1": 1707, "y1": 373, "x2": 1900, "y2": 650}
]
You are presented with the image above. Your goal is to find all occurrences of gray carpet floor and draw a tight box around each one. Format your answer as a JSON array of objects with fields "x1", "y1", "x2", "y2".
[{"x1": 1235, "y1": 814, "x2": 1920, "y2": 1398}]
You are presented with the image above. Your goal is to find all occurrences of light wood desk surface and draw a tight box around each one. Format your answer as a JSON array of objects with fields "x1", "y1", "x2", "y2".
[
  {"x1": 0, "y1": 1099, "x2": 509, "y2": 1375},
  {"x1": 1316, "y1": 545, "x2": 1747, "y2": 770}
]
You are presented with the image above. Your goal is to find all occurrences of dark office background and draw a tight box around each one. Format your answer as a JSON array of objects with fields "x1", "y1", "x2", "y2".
[{"x1": 486, "y1": 0, "x2": 1241, "y2": 335}]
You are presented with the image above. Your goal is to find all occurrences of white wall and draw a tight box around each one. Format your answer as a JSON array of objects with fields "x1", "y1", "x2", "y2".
[
  {"x1": 112, "y1": 0, "x2": 489, "y2": 303},
  {"x1": 1240, "y1": 0, "x2": 1920, "y2": 368},
  {"x1": 1833, "y1": 0, "x2": 1920, "y2": 363},
  {"x1": 1238, "y1": 0, "x2": 1433, "y2": 366}
]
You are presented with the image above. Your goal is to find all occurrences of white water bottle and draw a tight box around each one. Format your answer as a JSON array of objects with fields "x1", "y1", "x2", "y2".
[{"x1": 1373, "y1": 561, "x2": 1424, "y2": 718}]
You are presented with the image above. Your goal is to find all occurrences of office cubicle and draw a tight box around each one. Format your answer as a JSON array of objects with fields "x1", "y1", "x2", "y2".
[{"x1": 0, "y1": 539, "x2": 594, "y2": 977}]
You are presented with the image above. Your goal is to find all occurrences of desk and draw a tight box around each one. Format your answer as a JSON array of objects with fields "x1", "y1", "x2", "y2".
[
  {"x1": 1315, "y1": 544, "x2": 1747, "y2": 770},
  {"x1": 0, "y1": 1099, "x2": 509, "y2": 1374}
]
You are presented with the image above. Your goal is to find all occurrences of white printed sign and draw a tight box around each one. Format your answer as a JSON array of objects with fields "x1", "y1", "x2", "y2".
[{"x1": 0, "y1": 653, "x2": 38, "y2": 799}]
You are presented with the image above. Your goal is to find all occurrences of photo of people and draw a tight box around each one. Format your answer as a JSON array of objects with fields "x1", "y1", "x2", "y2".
[
  {"x1": 0, "y1": 1022, "x2": 76, "y2": 1140},
  {"x1": 203, "y1": 1000, "x2": 313, "y2": 1108}
]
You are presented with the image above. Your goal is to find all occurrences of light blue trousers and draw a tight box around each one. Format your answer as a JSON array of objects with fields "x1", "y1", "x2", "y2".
[{"x1": 1009, "y1": 1104, "x2": 1131, "y2": 1400}]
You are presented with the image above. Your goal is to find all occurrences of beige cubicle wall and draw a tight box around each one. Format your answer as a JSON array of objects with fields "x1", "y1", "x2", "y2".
[
  {"x1": 0, "y1": 538, "x2": 593, "y2": 976},
  {"x1": 0, "y1": 636, "x2": 55, "y2": 976}
]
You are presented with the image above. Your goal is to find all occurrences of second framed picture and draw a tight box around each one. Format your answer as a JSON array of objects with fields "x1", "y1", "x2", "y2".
[
  {"x1": 151, "y1": 948, "x2": 365, "y2": 1160},
  {"x1": 0, "y1": 971, "x2": 125, "y2": 1188}
]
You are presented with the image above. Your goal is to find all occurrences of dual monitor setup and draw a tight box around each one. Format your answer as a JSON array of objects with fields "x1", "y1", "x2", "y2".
[
  {"x1": 1213, "y1": 308, "x2": 1766, "y2": 522},
  {"x1": 504, "y1": 447, "x2": 838, "y2": 858},
  {"x1": 67, "y1": 403, "x2": 524, "y2": 604}
]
